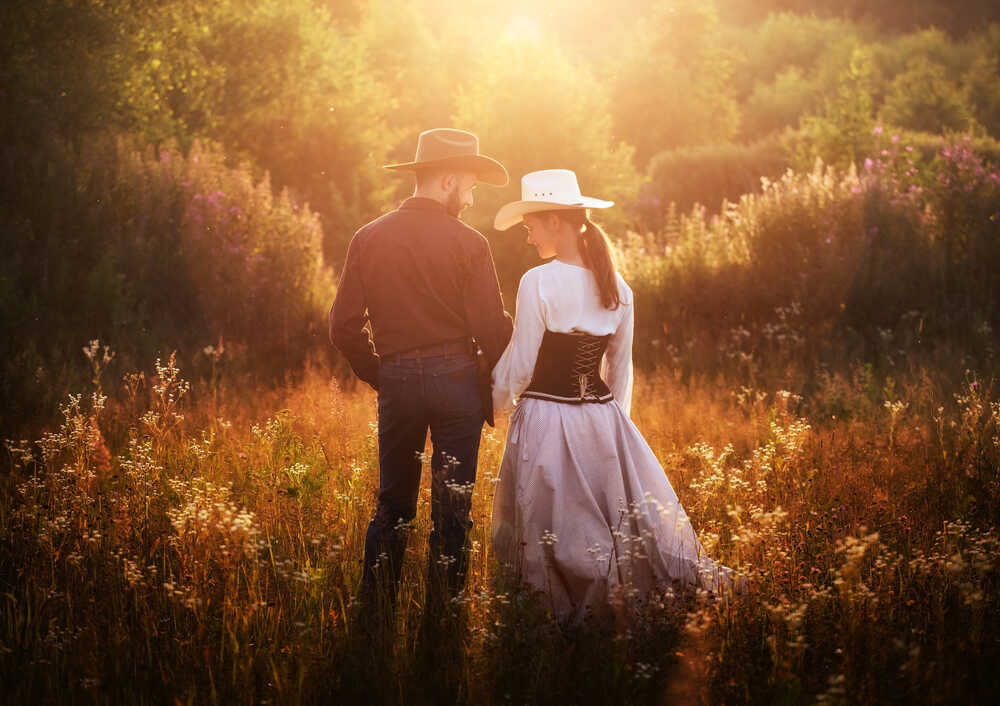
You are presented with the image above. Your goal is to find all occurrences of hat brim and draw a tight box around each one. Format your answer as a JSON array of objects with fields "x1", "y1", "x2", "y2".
[
  {"x1": 383, "y1": 154, "x2": 509, "y2": 186},
  {"x1": 494, "y1": 197, "x2": 614, "y2": 231}
]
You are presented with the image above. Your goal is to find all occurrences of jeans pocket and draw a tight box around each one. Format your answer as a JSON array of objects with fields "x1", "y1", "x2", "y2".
[{"x1": 426, "y1": 360, "x2": 481, "y2": 418}]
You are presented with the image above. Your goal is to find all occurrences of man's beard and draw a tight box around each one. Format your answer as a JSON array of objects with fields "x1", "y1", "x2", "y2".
[{"x1": 446, "y1": 185, "x2": 464, "y2": 218}]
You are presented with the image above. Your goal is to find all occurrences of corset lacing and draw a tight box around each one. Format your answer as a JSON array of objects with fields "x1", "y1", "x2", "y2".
[{"x1": 521, "y1": 331, "x2": 613, "y2": 404}]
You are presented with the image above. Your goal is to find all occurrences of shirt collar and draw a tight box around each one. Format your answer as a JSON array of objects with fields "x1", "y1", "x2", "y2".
[{"x1": 399, "y1": 196, "x2": 448, "y2": 214}]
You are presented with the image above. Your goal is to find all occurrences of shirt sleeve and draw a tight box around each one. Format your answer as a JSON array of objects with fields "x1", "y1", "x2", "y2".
[
  {"x1": 602, "y1": 282, "x2": 634, "y2": 417},
  {"x1": 491, "y1": 269, "x2": 546, "y2": 414},
  {"x1": 329, "y1": 232, "x2": 380, "y2": 389},
  {"x1": 463, "y1": 238, "x2": 514, "y2": 369}
]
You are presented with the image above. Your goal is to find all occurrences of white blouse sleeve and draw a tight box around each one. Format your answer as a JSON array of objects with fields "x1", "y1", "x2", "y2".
[
  {"x1": 602, "y1": 286, "x2": 634, "y2": 417},
  {"x1": 491, "y1": 269, "x2": 546, "y2": 414}
]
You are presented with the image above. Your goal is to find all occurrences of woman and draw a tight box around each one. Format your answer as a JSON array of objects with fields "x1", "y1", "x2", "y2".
[{"x1": 490, "y1": 169, "x2": 731, "y2": 623}]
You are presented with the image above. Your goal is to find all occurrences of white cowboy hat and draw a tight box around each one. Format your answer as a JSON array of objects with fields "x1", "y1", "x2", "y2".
[{"x1": 493, "y1": 169, "x2": 614, "y2": 231}]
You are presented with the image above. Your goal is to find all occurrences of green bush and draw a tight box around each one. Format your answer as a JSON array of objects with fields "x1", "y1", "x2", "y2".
[
  {"x1": 794, "y1": 47, "x2": 878, "y2": 171},
  {"x1": 640, "y1": 136, "x2": 790, "y2": 231},
  {"x1": 878, "y1": 57, "x2": 978, "y2": 134},
  {"x1": 178, "y1": 143, "x2": 333, "y2": 366},
  {"x1": 0, "y1": 133, "x2": 334, "y2": 436},
  {"x1": 742, "y1": 67, "x2": 822, "y2": 139},
  {"x1": 963, "y1": 25, "x2": 1000, "y2": 139},
  {"x1": 620, "y1": 134, "x2": 1000, "y2": 380},
  {"x1": 924, "y1": 135, "x2": 1000, "y2": 310}
]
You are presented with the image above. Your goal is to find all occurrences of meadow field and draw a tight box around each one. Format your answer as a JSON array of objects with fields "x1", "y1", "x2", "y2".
[
  {"x1": 2, "y1": 326, "x2": 999, "y2": 704},
  {"x1": 4, "y1": 130, "x2": 1000, "y2": 706},
  {"x1": 4, "y1": 132, "x2": 1000, "y2": 705}
]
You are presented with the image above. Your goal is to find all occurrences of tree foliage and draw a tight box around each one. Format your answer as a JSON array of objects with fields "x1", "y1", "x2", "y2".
[
  {"x1": 716, "y1": 0, "x2": 1000, "y2": 36},
  {"x1": 878, "y1": 58, "x2": 978, "y2": 134},
  {"x1": 451, "y1": 35, "x2": 639, "y2": 289},
  {"x1": 794, "y1": 47, "x2": 877, "y2": 170},
  {"x1": 610, "y1": 0, "x2": 741, "y2": 166}
]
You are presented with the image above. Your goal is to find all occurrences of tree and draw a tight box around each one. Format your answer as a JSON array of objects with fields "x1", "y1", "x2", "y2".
[
  {"x1": 728, "y1": 12, "x2": 867, "y2": 103},
  {"x1": 879, "y1": 58, "x2": 978, "y2": 134},
  {"x1": 451, "y1": 35, "x2": 639, "y2": 290},
  {"x1": 609, "y1": 0, "x2": 741, "y2": 166},
  {"x1": 796, "y1": 46, "x2": 877, "y2": 170},
  {"x1": 743, "y1": 66, "x2": 821, "y2": 139},
  {"x1": 0, "y1": 0, "x2": 131, "y2": 143},
  {"x1": 1, "y1": 0, "x2": 400, "y2": 264},
  {"x1": 963, "y1": 26, "x2": 1000, "y2": 138}
]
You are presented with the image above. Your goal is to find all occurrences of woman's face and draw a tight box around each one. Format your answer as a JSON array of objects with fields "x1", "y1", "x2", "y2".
[{"x1": 522, "y1": 213, "x2": 558, "y2": 259}]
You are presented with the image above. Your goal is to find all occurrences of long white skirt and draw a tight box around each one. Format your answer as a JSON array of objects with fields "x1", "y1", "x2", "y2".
[{"x1": 490, "y1": 398, "x2": 729, "y2": 622}]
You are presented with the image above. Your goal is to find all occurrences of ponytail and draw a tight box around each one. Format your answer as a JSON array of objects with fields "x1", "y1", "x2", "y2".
[
  {"x1": 549, "y1": 209, "x2": 620, "y2": 309},
  {"x1": 577, "y1": 216, "x2": 620, "y2": 309}
]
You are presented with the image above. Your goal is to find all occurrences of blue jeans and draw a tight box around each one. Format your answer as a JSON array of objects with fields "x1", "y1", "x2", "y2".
[{"x1": 361, "y1": 351, "x2": 484, "y2": 615}]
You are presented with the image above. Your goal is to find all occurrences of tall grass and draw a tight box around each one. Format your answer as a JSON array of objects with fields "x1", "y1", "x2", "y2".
[{"x1": 2, "y1": 338, "x2": 998, "y2": 704}]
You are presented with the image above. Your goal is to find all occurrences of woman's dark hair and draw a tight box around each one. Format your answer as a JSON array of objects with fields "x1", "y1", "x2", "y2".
[{"x1": 538, "y1": 209, "x2": 620, "y2": 309}]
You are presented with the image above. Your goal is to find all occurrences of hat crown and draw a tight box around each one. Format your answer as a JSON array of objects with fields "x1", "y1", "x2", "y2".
[
  {"x1": 520, "y1": 169, "x2": 583, "y2": 204},
  {"x1": 414, "y1": 128, "x2": 480, "y2": 163},
  {"x1": 383, "y1": 127, "x2": 508, "y2": 185},
  {"x1": 493, "y1": 168, "x2": 613, "y2": 231}
]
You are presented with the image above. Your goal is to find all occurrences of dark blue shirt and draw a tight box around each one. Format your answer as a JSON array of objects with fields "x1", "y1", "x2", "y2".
[{"x1": 329, "y1": 197, "x2": 513, "y2": 391}]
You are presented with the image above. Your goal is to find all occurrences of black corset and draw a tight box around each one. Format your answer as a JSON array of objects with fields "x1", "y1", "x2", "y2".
[{"x1": 521, "y1": 331, "x2": 613, "y2": 404}]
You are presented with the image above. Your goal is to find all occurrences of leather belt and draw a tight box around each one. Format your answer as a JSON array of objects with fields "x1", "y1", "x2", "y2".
[{"x1": 381, "y1": 339, "x2": 474, "y2": 363}]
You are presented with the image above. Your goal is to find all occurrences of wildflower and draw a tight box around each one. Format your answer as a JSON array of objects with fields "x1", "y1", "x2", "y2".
[
  {"x1": 444, "y1": 479, "x2": 475, "y2": 495},
  {"x1": 283, "y1": 462, "x2": 309, "y2": 484},
  {"x1": 632, "y1": 662, "x2": 658, "y2": 681}
]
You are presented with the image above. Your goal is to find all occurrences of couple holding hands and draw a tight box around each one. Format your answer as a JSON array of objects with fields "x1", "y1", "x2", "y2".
[{"x1": 330, "y1": 128, "x2": 731, "y2": 627}]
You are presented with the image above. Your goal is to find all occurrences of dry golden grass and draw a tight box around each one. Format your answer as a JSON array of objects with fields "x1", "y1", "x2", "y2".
[{"x1": 2, "y1": 348, "x2": 999, "y2": 705}]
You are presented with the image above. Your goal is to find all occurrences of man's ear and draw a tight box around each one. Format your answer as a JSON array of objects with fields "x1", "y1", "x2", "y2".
[
  {"x1": 440, "y1": 172, "x2": 458, "y2": 191},
  {"x1": 546, "y1": 213, "x2": 562, "y2": 231}
]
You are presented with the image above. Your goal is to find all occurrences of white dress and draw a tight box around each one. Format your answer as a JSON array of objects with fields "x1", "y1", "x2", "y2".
[{"x1": 490, "y1": 259, "x2": 728, "y2": 622}]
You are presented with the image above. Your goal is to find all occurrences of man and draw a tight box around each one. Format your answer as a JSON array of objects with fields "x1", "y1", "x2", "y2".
[{"x1": 329, "y1": 128, "x2": 513, "y2": 625}]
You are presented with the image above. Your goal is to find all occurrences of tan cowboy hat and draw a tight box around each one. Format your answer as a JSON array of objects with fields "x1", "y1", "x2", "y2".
[
  {"x1": 494, "y1": 169, "x2": 614, "y2": 231},
  {"x1": 384, "y1": 128, "x2": 508, "y2": 186}
]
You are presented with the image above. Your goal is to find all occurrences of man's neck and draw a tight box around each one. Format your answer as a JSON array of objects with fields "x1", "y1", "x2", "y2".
[{"x1": 412, "y1": 188, "x2": 448, "y2": 207}]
